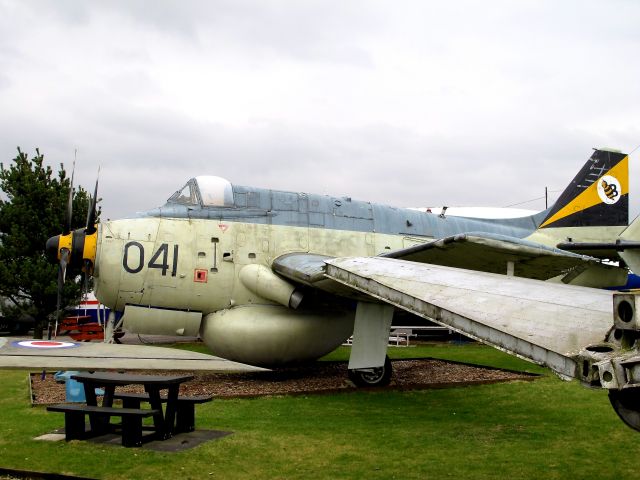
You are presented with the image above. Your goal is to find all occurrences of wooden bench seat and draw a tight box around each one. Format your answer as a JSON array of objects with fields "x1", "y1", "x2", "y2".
[
  {"x1": 112, "y1": 392, "x2": 213, "y2": 433},
  {"x1": 47, "y1": 404, "x2": 160, "y2": 447}
]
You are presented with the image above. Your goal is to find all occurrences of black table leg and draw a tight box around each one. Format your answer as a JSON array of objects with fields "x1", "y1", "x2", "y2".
[
  {"x1": 165, "y1": 385, "x2": 180, "y2": 435},
  {"x1": 102, "y1": 385, "x2": 115, "y2": 407},
  {"x1": 85, "y1": 384, "x2": 114, "y2": 434},
  {"x1": 83, "y1": 382, "x2": 97, "y2": 406},
  {"x1": 145, "y1": 386, "x2": 168, "y2": 439},
  {"x1": 83, "y1": 382, "x2": 100, "y2": 432}
]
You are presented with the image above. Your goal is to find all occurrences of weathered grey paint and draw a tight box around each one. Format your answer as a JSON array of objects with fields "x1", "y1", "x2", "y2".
[{"x1": 140, "y1": 184, "x2": 546, "y2": 239}]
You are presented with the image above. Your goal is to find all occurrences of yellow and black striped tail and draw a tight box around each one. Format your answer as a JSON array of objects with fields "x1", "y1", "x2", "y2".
[{"x1": 539, "y1": 148, "x2": 628, "y2": 229}]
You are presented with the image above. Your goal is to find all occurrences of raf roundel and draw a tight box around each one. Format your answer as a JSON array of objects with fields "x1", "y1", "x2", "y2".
[
  {"x1": 597, "y1": 175, "x2": 622, "y2": 205},
  {"x1": 13, "y1": 340, "x2": 79, "y2": 349}
]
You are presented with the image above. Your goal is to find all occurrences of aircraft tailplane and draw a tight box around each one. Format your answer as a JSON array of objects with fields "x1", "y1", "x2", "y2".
[
  {"x1": 538, "y1": 148, "x2": 628, "y2": 229},
  {"x1": 619, "y1": 215, "x2": 640, "y2": 274}
]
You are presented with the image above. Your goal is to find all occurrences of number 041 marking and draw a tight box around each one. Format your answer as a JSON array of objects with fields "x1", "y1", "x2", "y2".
[{"x1": 123, "y1": 242, "x2": 179, "y2": 276}]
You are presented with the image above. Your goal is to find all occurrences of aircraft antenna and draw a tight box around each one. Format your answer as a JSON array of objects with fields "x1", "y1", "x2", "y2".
[
  {"x1": 545, "y1": 187, "x2": 548, "y2": 209},
  {"x1": 504, "y1": 190, "x2": 561, "y2": 209}
]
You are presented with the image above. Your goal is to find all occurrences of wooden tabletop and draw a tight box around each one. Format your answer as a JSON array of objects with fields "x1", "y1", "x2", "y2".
[{"x1": 71, "y1": 372, "x2": 194, "y2": 386}]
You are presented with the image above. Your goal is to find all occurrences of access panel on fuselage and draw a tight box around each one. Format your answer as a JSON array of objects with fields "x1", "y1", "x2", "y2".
[
  {"x1": 306, "y1": 194, "x2": 376, "y2": 256},
  {"x1": 185, "y1": 221, "x2": 235, "y2": 313}
]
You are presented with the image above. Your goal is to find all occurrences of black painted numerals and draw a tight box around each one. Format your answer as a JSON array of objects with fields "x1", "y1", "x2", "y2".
[{"x1": 123, "y1": 242, "x2": 179, "y2": 276}]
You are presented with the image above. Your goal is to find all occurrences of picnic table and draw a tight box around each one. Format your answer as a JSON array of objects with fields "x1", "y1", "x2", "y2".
[{"x1": 47, "y1": 372, "x2": 211, "y2": 447}]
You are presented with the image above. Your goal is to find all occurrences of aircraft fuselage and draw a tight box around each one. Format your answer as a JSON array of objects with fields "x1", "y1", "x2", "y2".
[
  {"x1": 95, "y1": 186, "x2": 556, "y2": 313},
  {"x1": 90, "y1": 182, "x2": 624, "y2": 366}
]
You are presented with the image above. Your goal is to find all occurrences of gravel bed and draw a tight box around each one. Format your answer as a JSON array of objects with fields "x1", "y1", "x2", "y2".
[{"x1": 30, "y1": 359, "x2": 536, "y2": 405}]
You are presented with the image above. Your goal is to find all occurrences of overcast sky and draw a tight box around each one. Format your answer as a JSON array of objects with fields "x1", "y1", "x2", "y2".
[{"x1": 1, "y1": 0, "x2": 639, "y2": 221}]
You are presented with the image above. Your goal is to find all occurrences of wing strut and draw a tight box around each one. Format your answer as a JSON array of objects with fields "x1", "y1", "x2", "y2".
[{"x1": 349, "y1": 301, "x2": 393, "y2": 370}]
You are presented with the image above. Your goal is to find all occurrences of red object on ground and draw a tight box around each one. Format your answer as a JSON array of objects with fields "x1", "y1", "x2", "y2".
[{"x1": 57, "y1": 315, "x2": 103, "y2": 342}]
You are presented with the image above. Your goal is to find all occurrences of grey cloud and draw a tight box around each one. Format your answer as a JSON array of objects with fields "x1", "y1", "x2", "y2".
[
  {"x1": 1, "y1": 0, "x2": 639, "y2": 222},
  {"x1": 20, "y1": 0, "x2": 378, "y2": 66}
]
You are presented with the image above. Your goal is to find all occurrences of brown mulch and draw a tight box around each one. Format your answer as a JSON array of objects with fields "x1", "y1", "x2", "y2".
[{"x1": 29, "y1": 359, "x2": 537, "y2": 405}]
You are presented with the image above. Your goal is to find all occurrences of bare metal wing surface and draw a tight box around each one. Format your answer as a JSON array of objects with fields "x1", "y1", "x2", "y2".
[
  {"x1": 0, "y1": 338, "x2": 266, "y2": 372},
  {"x1": 324, "y1": 257, "x2": 614, "y2": 379},
  {"x1": 273, "y1": 253, "x2": 332, "y2": 286},
  {"x1": 273, "y1": 253, "x2": 369, "y2": 299},
  {"x1": 274, "y1": 234, "x2": 627, "y2": 295},
  {"x1": 381, "y1": 233, "x2": 626, "y2": 284}
]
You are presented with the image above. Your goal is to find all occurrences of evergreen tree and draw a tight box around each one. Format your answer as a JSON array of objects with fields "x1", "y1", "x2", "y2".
[{"x1": 0, "y1": 148, "x2": 98, "y2": 338}]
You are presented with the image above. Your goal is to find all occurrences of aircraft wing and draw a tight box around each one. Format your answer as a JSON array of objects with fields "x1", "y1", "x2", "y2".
[
  {"x1": 273, "y1": 232, "x2": 626, "y2": 292},
  {"x1": 555, "y1": 240, "x2": 640, "y2": 260},
  {"x1": 323, "y1": 256, "x2": 615, "y2": 380},
  {"x1": 558, "y1": 216, "x2": 640, "y2": 274},
  {"x1": 381, "y1": 232, "x2": 621, "y2": 282},
  {"x1": 0, "y1": 338, "x2": 267, "y2": 372}
]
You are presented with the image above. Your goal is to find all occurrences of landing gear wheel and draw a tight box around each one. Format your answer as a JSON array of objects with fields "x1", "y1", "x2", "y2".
[
  {"x1": 348, "y1": 355, "x2": 392, "y2": 387},
  {"x1": 608, "y1": 389, "x2": 640, "y2": 432}
]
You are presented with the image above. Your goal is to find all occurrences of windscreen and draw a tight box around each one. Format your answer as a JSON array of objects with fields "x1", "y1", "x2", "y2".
[{"x1": 167, "y1": 176, "x2": 234, "y2": 207}]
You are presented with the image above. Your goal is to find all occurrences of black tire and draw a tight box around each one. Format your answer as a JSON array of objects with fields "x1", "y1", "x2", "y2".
[
  {"x1": 348, "y1": 355, "x2": 392, "y2": 387},
  {"x1": 609, "y1": 389, "x2": 640, "y2": 432}
]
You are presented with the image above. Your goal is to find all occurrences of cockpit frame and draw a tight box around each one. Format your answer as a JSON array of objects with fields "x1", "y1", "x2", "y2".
[{"x1": 167, "y1": 176, "x2": 234, "y2": 208}]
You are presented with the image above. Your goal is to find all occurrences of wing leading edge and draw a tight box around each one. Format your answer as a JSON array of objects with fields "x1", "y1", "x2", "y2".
[{"x1": 0, "y1": 338, "x2": 266, "y2": 372}]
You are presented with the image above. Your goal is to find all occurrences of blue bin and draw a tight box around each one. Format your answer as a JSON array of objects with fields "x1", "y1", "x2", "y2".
[
  {"x1": 65, "y1": 377, "x2": 87, "y2": 402},
  {"x1": 54, "y1": 371, "x2": 104, "y2": 403},
  {"x1": 54, "y1": 370, "x2": 79, "y2": 383}
]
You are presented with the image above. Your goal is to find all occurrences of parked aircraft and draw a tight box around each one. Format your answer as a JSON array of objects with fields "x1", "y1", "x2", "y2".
[
  {"x1": 39, "y1": 147, "x2": 626, "y2": 367},
  {"x1": 62, "y1": 150, "x2": 628, "y2": 360}
]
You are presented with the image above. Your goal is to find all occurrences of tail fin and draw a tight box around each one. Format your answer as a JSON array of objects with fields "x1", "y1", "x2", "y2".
[{"x1": 539, "y1": 148, "x2": 628, "y2": 229}]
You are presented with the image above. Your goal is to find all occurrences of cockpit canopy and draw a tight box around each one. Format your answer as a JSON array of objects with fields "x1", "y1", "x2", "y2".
[{"x1": 168, "y1": 176, "x2": 234, "y2": 208}]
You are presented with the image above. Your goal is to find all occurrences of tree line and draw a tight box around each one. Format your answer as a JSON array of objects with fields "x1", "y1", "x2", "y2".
[{"x1": 0, "y1": 148, "x2": 98, "y2": 338}]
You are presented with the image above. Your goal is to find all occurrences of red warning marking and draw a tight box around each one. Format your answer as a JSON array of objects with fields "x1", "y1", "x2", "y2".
[{"x1": 194, "y1": 269, "x2": 208, "y2": 283}]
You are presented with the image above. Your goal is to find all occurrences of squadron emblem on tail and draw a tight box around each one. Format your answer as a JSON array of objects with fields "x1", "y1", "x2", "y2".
[{"x1": 598, "y1": 175, "x2": 621, "y2": 204}]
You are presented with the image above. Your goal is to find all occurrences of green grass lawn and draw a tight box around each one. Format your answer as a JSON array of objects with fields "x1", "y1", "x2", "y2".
[{"x1": 0, "y1": 343, "x2": 637, "y2": 480}]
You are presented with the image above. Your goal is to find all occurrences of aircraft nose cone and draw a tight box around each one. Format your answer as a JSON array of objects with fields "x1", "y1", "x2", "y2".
[{"x1": 45, "y1": 235, "x2": 61, "y2": 264}]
